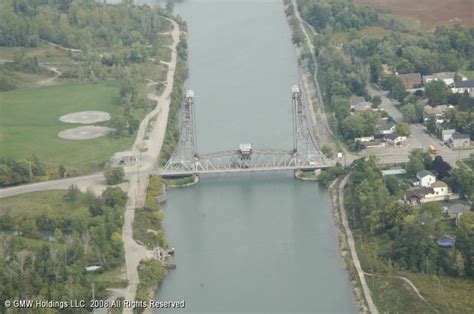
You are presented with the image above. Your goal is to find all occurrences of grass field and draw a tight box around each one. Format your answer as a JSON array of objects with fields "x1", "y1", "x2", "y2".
[
  {"x1": 0, "y1": 81, "x2": 137, "y2": 173},
  {"x1": 353, "y1": 230, "x2": 474, "y2": 313},
  {"x1": 0, "y1": 190, "x2": 89, "y2": 218},
  {"x1": 0, "y1": 43, "x2": 73, "y2": 64},
  {"x1": 355, "y1": 0, "x2": 474, "y2": 31}
]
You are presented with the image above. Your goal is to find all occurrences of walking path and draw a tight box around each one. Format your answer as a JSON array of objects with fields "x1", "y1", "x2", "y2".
[
  {"x1": 338, "y1": 174, "x2": 379, "y2": 314},
  {"x1": 121, "y1": 17, "x2": 180, "y2": 312}
]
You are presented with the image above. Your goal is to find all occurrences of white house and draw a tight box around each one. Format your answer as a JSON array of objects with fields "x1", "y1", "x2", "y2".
[
  {"x1": 404, "y1": 180, "x2": 453, "y2": 205},
  {"x1": 422, "y1": 72, "x2": 466, "y2": 86},
  {"x1": 431, "y1": 181, "x2": 449, "y2": 196},
  {"x1": 384, "y1": 133, "x2": 407, "y2": 146},
  {"x1": 447, "y1": 132, "x2": 471, "y2": 148},
  {"x1": 441, "y1": 129, "x2": 456, "y2": 142},
  {"x1": 451, "y1": 80, "x2": 474, "y2": 94},
  {"x1": 417, "y1": 170, "x2": 436, "y2": 187}
]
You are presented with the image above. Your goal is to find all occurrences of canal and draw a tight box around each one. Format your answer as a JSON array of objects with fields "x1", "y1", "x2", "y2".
[{"x1": 153, "y1": 0, "x2": 356, "y2": 312}]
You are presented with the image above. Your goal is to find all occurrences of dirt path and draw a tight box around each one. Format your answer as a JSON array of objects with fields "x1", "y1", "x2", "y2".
[
  {"x1": 121, "y1": 17, "x2": 180, "y2": 312},
  {"x1": 37, "y1": 66, "x2": 61, "y2": 86},
  {"x1": 339, "y1": 174, "x2": 379, "y2": 314},
  {"x1": 364, "y1": 272, "x2": 438, "y2": 312}
]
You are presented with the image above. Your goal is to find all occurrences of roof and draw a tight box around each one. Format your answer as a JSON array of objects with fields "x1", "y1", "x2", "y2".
[
  {"x1": 380, "y1": 121, "x2": 396, "y2": 131},
  {"x1": 239, "y1": 143, "x2": 252, "y2": 152},
  {"x1": 442, "y1": 129, "x2": 456, "y2": 135},
  {"x1": 424, "y1": 105, "x2": 448, "y2": 115},
  {"x1": 417, "y1": 170, "x2": 435, "y2": 179},
  {"x1": 451, "y1": 132, "x2": 470, "y2": 140},
  {"x1": 398, "y1": 73, "x2": 422, "y2": 88},
  {"x1": 448, "y1": 204, "x2": 470, "y2": 216},
  {"x1": 405, "y1": 187, "x2": 434, "y2": 199},
  {"x1": 454, "y1": 80, "x2": 474, "y2": 88},
  {"x1": 430, "y1": 72, "x2": 455, "y2": 80},
  {"x1": 431, "y1": 181, "x2": 448, "y2": 188},
  {"x1": 384, "y1": 133, "x2": 403, "y2": 140}
]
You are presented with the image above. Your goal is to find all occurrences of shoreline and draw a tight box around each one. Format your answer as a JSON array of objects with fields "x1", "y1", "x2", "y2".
[
  {"x1": 121, "y1": 16, "x2": 181, "y2": 311},
  {"x1": 284, "y1": 1, "x2": 369, "y2": 312}
]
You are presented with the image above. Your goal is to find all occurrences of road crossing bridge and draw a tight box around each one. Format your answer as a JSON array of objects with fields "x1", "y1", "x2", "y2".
[{"x1": 159, "y1": 85, "x2": 331, "y2": 177}]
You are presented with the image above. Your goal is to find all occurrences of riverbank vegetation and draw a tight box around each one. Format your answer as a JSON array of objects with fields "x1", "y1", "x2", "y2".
[
  {"x1": 133, "y1": 176, "x2": 168, "y2": 250},
  {"x1": 0, "y1": 0, "x2": 176, "y2": 179},
  {"x1": 0, "y1": 187, "x2": 129, "y2": 305},
  {"x1": 159, "y1": 35, "x2": 188, "y2": 164},
  {"x1": 344, "y1": 157, "x2": 474, "y2": 312},
  {"x1": 136, "y1": 259, "x2": 164, "y2": 306},
  {"x1": 290, "y1": 0, "x2": 474, "y2": 149}
]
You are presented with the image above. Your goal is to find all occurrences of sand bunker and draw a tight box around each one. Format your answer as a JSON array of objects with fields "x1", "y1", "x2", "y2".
[
  {"x1": 59, "y1": 111, "x2": 111, "y2": 124},
  {"x1": 58, "y1": 126, "x2": 115, "y2": 140}
]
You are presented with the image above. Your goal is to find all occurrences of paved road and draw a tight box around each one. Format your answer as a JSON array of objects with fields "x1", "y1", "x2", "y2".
[
  {"x1": 367, "y1": 85, "x2": 474, "y2": 167},
  {"x1": 339, "y1": 174, "x2": 379, "y2": 314}
]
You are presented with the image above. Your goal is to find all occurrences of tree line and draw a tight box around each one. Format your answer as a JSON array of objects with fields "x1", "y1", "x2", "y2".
[
  {"x1": 293, "y1": 0, "x2": 474, "y2": 146},
  {"x1": 0, "y1": 186, "x2": 128, "y2": 305},
  {"x1": 345, "y1": 155, "x2": 474, "y2": 280}
]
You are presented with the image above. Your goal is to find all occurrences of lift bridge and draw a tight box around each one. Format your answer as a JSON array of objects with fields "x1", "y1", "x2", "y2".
[{"x1": 159, "y1": 86, "x2": 331, "y2": 177}]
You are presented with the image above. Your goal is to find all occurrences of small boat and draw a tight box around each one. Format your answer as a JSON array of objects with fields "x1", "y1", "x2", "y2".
[{"x1": 168, "y1": 247, "x2": 175, "y2": 256}]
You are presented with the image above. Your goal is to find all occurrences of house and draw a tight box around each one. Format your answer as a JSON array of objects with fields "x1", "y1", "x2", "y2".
[
  {"x1": 417, "y1": 170, "x2": 436, "y2": 187},
  {"x1": 404, "y1": 181, "x2": 452, "y2": 205},
  {"x1": 422, "y1": 72, "x2": 465, "y2": 86},
  {"x1": 398, "y1": 73, "x2": 423, "y2": 89},
  {"x1": 431, "y1": 181, "x2": 449, "y2": 196},
  {"x1": 377, "y1": 119, "x2": 396, "y2": 135},
  {"x1": 423, "y1": 105, "x2": 450, "y2": 123},
  {"x1": 446, "y1": 132, "x2": 470, "y2": 148},
  {"x1": 384, "y1": 133, "x2": 407, "y2": 146},
  {"x1": 349, "y1": 95, "x2": 372, "y2": 113},
  {"x1": 404, "y1": 187, "x2": 434, "y2": 205},
  {"x1": 441, "y1": 129, "x2": 456, "y2": 142},
  {"x1": 451, "y1": 80, "x2": 474, "y2": 94}
]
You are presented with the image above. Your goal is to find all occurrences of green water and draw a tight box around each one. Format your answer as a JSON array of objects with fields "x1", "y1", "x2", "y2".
[{"x1": 154, "y1": 0, "x2": 356, "y2": 312}]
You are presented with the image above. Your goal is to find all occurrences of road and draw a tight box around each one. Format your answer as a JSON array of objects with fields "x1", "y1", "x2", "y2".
[
  {"x1": 366, "y1": 85, "x2": 474, "y2": 167},
  {"x1": 339, "y1": 174, "x2": 379, "y2": 314}
]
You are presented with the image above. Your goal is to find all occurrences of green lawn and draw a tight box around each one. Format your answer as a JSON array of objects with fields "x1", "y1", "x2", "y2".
[
  {"x1": 0, "y1": 43, "x2": 73, "y2": 64},
  {"x1": 0, "y1": 190, "x2": 88, "y2": 218},
  {"x1": 0, "y1": 81, "x2": 136, "y2": 173},
  {"x1": 461, "y1": 71, "x2": 474, "y2": 80}
]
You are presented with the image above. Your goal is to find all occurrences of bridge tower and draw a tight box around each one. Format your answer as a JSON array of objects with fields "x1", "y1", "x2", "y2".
[
  {"x1": 291, "y1": 85, "x2": 326, "y2": 165},
  {"x1": 162, "y1": 90, "x2": 197, "y2": 175}
]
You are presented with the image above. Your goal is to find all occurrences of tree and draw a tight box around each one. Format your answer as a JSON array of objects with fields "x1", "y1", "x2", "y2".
[
  {"x1": 425, "y1": 80, "x2": 449, "y2": 106},
  {"x1": 104, "y1": 167, "x2": 125, "y2": 185},
  {"x1": 102, "y1": 187, "x2": 127, "y2": 208},
  {"x1": 396, "y1": 124, "x2": 411, "y2": 136},
  {"x1": 58, "y1": 164, "x2": 66, "y2": 178},
  {"x1": 369, "y1": 56, "x2": 382, "y2": 83},
  {"x1": 382, "y1": 75, "x2": 407, "y2": 102},
  {"x1": 432, "y1": 156, "x2": 452, "y2": 180},
  {"x1": 371, "y1": 95, "x2": 382, "y2": 108},
  {"x1": 321, "y1": 145, "x2": 333, "y2": 158},
  {"x1": 64, "y1": 184, "x2": 80, "y2": 202},
  {"x1": 449, "y1": 168, "x2": 474, "y2": 200},
  {"x1": 406, "y1": 148, "x2": 432, "y2": 176}
]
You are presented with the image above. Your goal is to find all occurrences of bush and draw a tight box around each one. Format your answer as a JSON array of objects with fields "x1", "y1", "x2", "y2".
[
  {"x1": 104, "y1": 166, "x2": 125, "y2": 185},
  {"x1": 0, "y1": 74, "x2": 16, "y2": 91}
]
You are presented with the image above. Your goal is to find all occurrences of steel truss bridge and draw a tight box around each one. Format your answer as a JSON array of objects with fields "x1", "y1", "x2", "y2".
[{"x1": 159, "y1": 85, "x2": 331, "y2": 177}]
